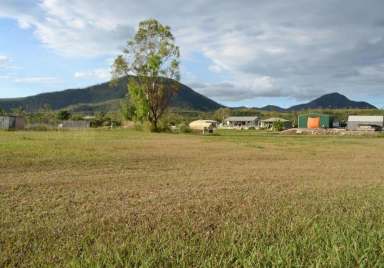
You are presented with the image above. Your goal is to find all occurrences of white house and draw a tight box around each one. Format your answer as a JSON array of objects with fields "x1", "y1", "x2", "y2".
[
  {"x1": 259, "y1": 117, "x2": 291, "y2": 130},
  {"x1": 223, "y1": 116, "x2": 259, "y2": 129},
  {"x1": 347, "y1": 115, "x2": 384, "y2": 131}
]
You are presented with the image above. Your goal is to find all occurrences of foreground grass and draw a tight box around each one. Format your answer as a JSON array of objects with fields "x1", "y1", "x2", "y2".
[{"x1": 1, "y1": 129, "x2": 384, "y2": 267}]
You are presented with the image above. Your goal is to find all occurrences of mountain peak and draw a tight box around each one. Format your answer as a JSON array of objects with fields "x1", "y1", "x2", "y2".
[
  {"x1": 320, "y1": 92, "x2": 349, "y2": 100},
  {"x1": 0, "y1": 76, "x2": 223, "y2": 113},
  {"x1": 288, "y1": 92, "x2": 376, "y2": 111}
]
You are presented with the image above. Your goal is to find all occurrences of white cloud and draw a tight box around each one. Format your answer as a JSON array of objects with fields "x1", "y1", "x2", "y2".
[
  {"x1": 1, "y1": 0, "x2": 384, "y2": 101},
  {"x1": 0, "y1": 55, "x2": 10, "y2": 68},
  {"x1": 74, "y1": 68, "x2": 111, "y2": 80},
  {"x1": 189, "y1": 75, "x2": 281, "y2": 101},
  {"x1": 208, "y1": 64, "x2": 223, "y2": 73}
]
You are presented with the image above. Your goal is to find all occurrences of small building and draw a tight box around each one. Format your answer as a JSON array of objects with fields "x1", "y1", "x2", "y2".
[
  {"x1": 59, "y1": 120, "x2": 91, "y2": 129},
  {"x1": 223, "y1": 116, "x2": 259, "y2": 129},
  {"x1": 0, "y1": 116, "x2": 25, "y2": 130},
  {"x1": 260, "y1": 117, "x2": 291, "y2": 130},
  {"x1": 189, "y1": 120, "x2": 217, "y2": 132},
  {"x1": 298, "y1": 113, "x2": 333, "y2": 129},
  {"x1": 347, "y1": 116, "x2": 384, "y2": 131}
]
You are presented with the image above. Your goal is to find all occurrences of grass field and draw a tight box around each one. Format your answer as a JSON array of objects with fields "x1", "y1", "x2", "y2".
[{"x1": 1, "y1": 129, "x2": 384, "y2": 267}]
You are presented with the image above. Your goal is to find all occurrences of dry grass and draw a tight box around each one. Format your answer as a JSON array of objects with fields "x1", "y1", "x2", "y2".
[{"x1": 1, "y1": 129, "x2": 384, "y2": 267}]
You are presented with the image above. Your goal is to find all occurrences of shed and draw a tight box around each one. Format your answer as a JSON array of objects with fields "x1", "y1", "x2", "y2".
[
  {"x1": 59, "y1": 120, "x2": 91, "y2": 129},
  {"x1": 298, "y1": 113, "x2": 333, "y2": 129},
  {"x1": 347, "y1": 116, "x2": 384, "y2": 131},
  {"x1": 189, "y1": 120, "x2": 217, "y2": 131},
  {"x1": 0, "y1": 116, "x2": 25, "y2": 130},
  {"x1": 223, "y1": 116, "x2": 259, "y2": 129},
  {"x1": 260, "y1": 117, "x2": 291, "y2": 130}
]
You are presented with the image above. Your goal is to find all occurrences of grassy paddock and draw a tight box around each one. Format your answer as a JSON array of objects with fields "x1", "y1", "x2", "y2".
[{"x1": 1, "y1": 129, "x2": 384, "y2": 267}]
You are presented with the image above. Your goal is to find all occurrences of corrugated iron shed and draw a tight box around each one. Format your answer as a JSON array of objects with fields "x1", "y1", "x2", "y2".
[{"x1": 0, "y1": 116, "x2": 25, "y2": 130}]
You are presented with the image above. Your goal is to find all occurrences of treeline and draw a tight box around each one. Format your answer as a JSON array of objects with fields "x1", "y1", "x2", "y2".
[{"x1": 2, "y1": 104, "x2": 383, "y2": 130}]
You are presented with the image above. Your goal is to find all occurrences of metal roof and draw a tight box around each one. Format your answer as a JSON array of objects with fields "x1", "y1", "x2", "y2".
[
  {"x1": 189, "y1": 120, "x2": 217, "y2": 124},
  {"x1": 224, "y1": 116, "x2": 259, "y2": 122},
  {"x1": 261, "y1": 117, "x2": 289, "y2": 122},
  {"x1": 348, "y1": 115, "x2": 384, "y2": 123}
]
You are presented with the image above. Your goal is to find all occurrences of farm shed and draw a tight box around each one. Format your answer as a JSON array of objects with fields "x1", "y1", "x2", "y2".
[
  {"x1": 59, "y1": 120, "x2": 91, "y2": 129},
  {"x1": 0, "y1": 116, "x2": 25, "y2": 130},
  {"x1": 189, "y1": 120, "x2": 217, "y2": 131},
  {"x1": 347, "y1": 116, "x2": 384, "y2": 131},
  {"x1": 260, "y1": 117, "x2": 291, "y2": 130},
  {"x1": 298, "y1": 113, "x2": 333, "y2": 129},
  {"x1": 223, "y1": 116, "x2": 259, "y2": 129}
]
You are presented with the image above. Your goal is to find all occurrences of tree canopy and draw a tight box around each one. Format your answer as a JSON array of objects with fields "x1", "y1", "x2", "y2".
[{"x1": 111, "y1": 19, "x2": 180, "y2": 131}]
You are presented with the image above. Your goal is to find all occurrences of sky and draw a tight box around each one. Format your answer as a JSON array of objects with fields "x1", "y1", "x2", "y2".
[{"x1": 0, "y1": 0, "x2": 384, "y2": 108}]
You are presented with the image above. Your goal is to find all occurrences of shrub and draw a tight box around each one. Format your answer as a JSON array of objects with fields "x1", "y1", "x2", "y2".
[
  {"x1": 272, "y1": 121, "x2": 284, "y2": 131},
  {"x1": 178, "y1": 123, "x2": 192, "y2": 133},
  {"x1": 57, "y1": 110, "x2": 71, "y2": 121}
]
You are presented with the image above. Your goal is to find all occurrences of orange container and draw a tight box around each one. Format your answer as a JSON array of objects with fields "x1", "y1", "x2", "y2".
[{"x1": 307, "y1": 117, "x2": 320, "y2": 128}]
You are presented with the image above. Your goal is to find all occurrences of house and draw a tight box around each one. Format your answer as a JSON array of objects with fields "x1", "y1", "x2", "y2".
[
  {"x1": 347, "y1": 116, "x2": 384, "y2": 131},
  {"x1": 223, "y1": 116, "x2": 259, "y2": 129},
  {"x1": 58, "y1": 120, "x2": 91, "y2": 129},
  {"x1": 260, "y1": 117, "x2": 291, "y2": 130},
  {"x1": 298, "y1": 113, "x2": 333, "y2": 129},
  {"x1": 189, "y1": 120, "x2": 217, "y2": 132},
  {"x1": 0, "y1": 116, "x2": 25, "y2": 130}
]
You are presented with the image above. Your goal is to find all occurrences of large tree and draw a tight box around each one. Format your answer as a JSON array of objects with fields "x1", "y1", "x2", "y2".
[{"x1": 111, "y1": 19, "x2": 180, "y2": 131}]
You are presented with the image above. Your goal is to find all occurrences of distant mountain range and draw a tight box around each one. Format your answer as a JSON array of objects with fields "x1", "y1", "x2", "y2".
[
  {"x1": 0, "y1": 76, "x2": 222, "y2": 113},
  {"x1": 287, "y1": 92, "x2": 376, "y2": 110},
  {"x1": 257, "y1": 93, "x2": 377, "y2": 111},
  {"x1": 0, "y1": 78, "x2": 377, "y2": 113}
]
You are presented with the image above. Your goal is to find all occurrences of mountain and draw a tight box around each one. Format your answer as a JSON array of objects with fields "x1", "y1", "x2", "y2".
[
  {"x1": 259, "y1": 105, "x2": 286, "y2": 112},
  {"x1": 288, "y1": 92, "x2": 377, "y2": 111},
  {"x1": 0, "y1": 77, "x2": 223, "y2": 113},
  {"x1": 254, "y1": 92, "x2": 377, "y2": 112}
]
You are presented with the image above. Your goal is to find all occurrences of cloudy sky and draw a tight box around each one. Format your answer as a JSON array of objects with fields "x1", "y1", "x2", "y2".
[{"x1": 0, "y1": 0, "x2": 384, "y2": 108}]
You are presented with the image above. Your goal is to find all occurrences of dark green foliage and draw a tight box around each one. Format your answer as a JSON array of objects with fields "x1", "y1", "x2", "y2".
[
  {"x1": 178, "y1": 123, "x2": 192, "y2": 133},
  {"x1": 87, "y1": 112, "x2": 121, "y2": 128},
  {"x1": 272, "y1": 121, "x2": 284, "y2": 131},
  {"x1": 57, "y1": 110, "x2": 71, "y2": 120},
  {"x1": 10, "y1": 106, "x2": 26, "y2": 116},
  {"x1": 111, "y1": 19, "x2": 182, "y2": 131},
  {"x1": 213, "y1": 108, "x2": 231, "y2": 122},
  {"x1": 120, "y1": 97, "x2": 136, "y2": 121}
]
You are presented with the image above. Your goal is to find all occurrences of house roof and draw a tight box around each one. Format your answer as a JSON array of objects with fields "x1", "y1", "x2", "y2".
[
  {"x1": 189, "y1": 120, "x2": 217, "y2": 130},
  {"x1": 189, "y1": 120, "x2": 217, "y2": 124},
  {"x1": 224, "y1": 116, "x2": 259, "y2": 122},
  {"x1": 261, "y1": 117, "x2": 289, "y2": 123},
  {"x1": 348, "y1": 115, "x2": 384, "y2": 123}
]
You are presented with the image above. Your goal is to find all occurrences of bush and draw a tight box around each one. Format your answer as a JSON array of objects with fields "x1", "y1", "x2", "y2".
[
  {"x1": 272, "y1": 121, "x2": 284, "y2": 131},
  {"x1": 133, "y1": 121, "x2": 152, "y2": 132},
  {"x1": 57, "y1": 110, "x2": 71, "y2": 121},
  {"x1": 178, "y1": 123, "x2": 192, "y2": 133}
]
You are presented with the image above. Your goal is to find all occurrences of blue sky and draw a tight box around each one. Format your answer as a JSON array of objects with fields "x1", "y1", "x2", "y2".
[{"x1": 1, "y1": 0, "x2": 384, "y2": 108}]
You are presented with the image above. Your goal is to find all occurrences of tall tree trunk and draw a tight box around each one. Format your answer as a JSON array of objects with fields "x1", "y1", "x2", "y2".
[{"x1": 151, "y1": 118, "x2": 158, "y2": 132}]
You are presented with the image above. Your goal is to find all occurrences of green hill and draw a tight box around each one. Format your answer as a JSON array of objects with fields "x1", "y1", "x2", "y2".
[
  {"x1": 0, "y1": 77, "x2": 223, "y2": 113},
  {"x1": 287, "y1": 92, "x2": 376, "y2": 111}
]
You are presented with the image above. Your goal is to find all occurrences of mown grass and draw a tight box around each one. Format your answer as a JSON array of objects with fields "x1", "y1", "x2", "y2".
[{"x1": 1, "y1": 129, "x2": 384, "y2": 267}]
